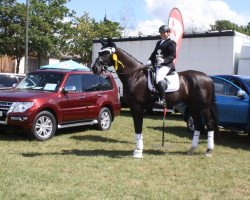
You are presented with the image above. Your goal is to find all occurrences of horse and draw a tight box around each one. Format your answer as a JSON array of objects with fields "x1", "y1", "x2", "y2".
[{"x1": 92, "y1": 38, "x2": 218, "y2": 158}]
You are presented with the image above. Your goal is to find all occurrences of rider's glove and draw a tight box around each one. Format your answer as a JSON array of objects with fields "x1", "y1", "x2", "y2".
[
  {"x1": 145, "y1": 60, "x2": 152, "y2": 67},
  {"x1": 157, "y1": 57, "x2": 164, "y2": 65}
]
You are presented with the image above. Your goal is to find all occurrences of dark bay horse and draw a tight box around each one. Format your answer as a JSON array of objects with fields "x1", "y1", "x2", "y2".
[{"x1": 92, "y1": 38, "x2": 218, "y2": 158}]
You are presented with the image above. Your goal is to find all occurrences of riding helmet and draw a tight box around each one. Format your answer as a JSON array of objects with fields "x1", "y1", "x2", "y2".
[{"x1": 159, "y1": 25, "x2": 170, "y2": 33}]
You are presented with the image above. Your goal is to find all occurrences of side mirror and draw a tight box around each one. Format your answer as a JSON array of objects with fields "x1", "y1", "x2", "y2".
[
  {"x1": 236, "y1": 89, "x2": 247, "y2": 99},
  {"x1": 63, "y1": 86, "x2": 76, "y2": 93}
]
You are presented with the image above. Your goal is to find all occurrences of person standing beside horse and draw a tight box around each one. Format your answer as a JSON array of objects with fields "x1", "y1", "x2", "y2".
[{"x1": 147, "y1": 25, "x2": 176, "y2": 107}]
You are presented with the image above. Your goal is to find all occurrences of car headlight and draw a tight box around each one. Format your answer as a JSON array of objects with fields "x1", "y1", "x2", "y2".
[{"x1": 8, "y1": 102, "x2": 34, "y2": 113}]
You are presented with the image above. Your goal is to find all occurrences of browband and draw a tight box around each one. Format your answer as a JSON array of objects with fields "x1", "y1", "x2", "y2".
[{"x1": 98, "y1": 47, "x2": 116, "y2": 54}]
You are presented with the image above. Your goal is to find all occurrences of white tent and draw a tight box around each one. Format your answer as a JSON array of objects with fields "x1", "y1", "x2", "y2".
[{"x1": 40, "y1": 60, "x2": 90, "y2": 71}]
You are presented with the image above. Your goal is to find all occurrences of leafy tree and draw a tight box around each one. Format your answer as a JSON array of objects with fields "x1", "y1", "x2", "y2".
[
  {"x1": 68, "y1": 12, "x2": 123, "y2": 64},
  {"x1": 94, "y1": 16, "x2": 123, "y2": 38},
  {"x1": 210, "y1": 20, "x2": 250, "y2": 36},
  {"x1": 244, "y1": 22, "x2": 250, "y2": 35},
  {"x1": 28, "y1": 0, "x2": 75, "y2": 68},
  {"x1": 1, "y1": 0, "x2": 124, "y2": 70},
  {"x1": 0, "y1": 0, "x2": 26, "y2": 73},
  {"x1": 67, "y1": 12, "x2": 95, "y2": 64}
]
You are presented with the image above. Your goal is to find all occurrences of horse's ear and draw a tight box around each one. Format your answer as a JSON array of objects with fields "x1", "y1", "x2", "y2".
[
  {"x1": 107, "y1": 37, "x2": 116, "y2": 48},
  {"x1": 100, "y1": 38, "x2": 106, "y2": 47}
]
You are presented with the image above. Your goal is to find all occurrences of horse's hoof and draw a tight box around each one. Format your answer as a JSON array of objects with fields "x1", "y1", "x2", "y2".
[
  {"x1": 132, "y1": 149, "x2": 143, "y2": 159},
  {"x1": 187, "y1": 147, "x2": 196, "y2": 155},
  {"x1": 205, "y1": 149, "x2": 213, "y2": 157}
]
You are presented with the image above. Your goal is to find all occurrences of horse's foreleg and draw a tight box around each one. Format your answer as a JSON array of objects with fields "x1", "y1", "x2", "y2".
[{"x1": 131, "y1": 106, "x2": 144, "y2": 158}]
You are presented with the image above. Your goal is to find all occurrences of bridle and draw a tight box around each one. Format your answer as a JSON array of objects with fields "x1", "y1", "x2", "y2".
[
  {"x1": 95, "y1": 47, "x2": 147, "y2": 75},
  {"x1": 95, "y1": 58, "x2": 112, "y2": 73}
]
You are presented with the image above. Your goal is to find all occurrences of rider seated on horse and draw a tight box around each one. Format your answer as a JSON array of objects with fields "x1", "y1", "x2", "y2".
[{"x1": 147, "y1": 25, "x2": 176, "y2": 107}]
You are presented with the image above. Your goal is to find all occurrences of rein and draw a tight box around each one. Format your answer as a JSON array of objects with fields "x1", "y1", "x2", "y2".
[{"x1": 116, "y1": 66, "x2": 147, "y2": 75}]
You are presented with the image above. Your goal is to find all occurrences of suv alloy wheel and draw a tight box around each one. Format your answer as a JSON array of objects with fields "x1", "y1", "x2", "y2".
[
  {"x1": 30, "y1": 111, "x2": 56, "y2": 140},
  {"x1": 97, "y1": 107, "x2": 112, "y2": 131}
]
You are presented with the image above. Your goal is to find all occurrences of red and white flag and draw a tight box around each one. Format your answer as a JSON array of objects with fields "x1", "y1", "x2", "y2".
[{"x1": 168, "y1": 8, "x2": 184, "y2": 65}]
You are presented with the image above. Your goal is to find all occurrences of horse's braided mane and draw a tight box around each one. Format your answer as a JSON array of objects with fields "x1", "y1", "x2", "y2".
[{"x1": 118, "y1": 47, "x2": 143, "y2": 65}]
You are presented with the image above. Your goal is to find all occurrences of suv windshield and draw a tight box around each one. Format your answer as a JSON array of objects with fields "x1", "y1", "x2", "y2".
[{"x1": 17, "y1": 72, "x2": 64, "y2": 91}]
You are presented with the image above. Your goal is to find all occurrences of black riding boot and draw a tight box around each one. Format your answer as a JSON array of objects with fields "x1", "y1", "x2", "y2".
[{"x1": 155, "y1": 81, "x2": 167, "y2": 107}]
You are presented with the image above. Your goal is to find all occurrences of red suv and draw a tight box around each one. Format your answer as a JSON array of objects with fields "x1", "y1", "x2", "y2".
[{"x1": 0, "y1": 68, "x2": 121, "y2": 140}]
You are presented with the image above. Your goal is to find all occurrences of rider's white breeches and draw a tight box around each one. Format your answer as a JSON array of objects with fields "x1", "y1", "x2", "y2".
[{"x1": 156, "y1": 66, "x2": 171, "y2": 84}]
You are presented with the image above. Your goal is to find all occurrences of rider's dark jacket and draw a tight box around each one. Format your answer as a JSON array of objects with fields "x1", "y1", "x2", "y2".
[{"x1": 149, "y1": 38, "x2": 176, "y2": 69}]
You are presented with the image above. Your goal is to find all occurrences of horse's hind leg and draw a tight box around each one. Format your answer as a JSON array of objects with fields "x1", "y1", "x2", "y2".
[
  {"x1": 188, "y1": 110, "x2": 203, "y2": 155},
  {"x1": 131, "y1": 106, "x2": 144, "y2": 159},
  {"x1": 202, "y1": 107, "x2": 214, "y2": 157}
]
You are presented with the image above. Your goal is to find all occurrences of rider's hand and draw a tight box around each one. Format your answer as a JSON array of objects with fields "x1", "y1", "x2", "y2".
[
  {"x1": 157, "y1": 57, "x2": 164, "y2": 65},
  {"x1": 145, "y1": 60, "x2": 152, "y2": 67}
]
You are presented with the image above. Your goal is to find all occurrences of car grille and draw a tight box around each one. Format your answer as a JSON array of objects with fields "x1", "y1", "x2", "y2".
[
  {"x1": 0, "y1": 101, "x2": 12, "y2": 110},
  {"x1": 0, "y1": 101, "x2": 13, "y2": 123}
]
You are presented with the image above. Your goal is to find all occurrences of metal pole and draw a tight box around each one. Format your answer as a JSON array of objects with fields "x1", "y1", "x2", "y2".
[{"x1": 24, "y1": 0, "x2": 29, "y2": 74}]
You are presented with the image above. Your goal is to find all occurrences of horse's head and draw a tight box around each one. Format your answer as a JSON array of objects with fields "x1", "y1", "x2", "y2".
[{"x1": 92, "y1": 38, "x2": 116, "y2": 75}]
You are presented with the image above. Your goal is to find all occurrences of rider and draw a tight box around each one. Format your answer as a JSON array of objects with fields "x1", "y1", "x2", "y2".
[{"x1": 147, "y1": 25, "x2": 176, "y2": 107}]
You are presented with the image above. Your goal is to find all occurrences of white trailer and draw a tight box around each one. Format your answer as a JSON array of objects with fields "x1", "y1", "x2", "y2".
[
  {"x1": 92, "y1": 30, "x2": 250, "y2": 106},
  {"x1": 238, "y1": 43, "x2": 250, "y2": 75}
]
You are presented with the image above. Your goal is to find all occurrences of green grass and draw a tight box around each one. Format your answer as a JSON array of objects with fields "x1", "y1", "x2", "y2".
[{"x1": 0, "y1": 109, "x2": 249, "y2": 200}]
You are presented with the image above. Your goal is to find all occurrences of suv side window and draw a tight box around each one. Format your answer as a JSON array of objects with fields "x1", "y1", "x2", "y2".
[
  {"x1": 100, "y1": 75, "x2": 113, "y2": 91},
  {"x1": 65, "y1": 74, "x2": 83, "y2": 92},
  {"x1": 83, "y1": 74, "x2": 101, "y2": 92}
]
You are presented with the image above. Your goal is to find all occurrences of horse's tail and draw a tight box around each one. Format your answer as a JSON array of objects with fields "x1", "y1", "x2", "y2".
[{"x1": 210, "y1": 82, "x2": 220, "y2": 140}]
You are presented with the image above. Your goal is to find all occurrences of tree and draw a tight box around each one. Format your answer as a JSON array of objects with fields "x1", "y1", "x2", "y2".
[
  {"x1": 1, "y1": 1, "x2": 124, "y2": 71},
  {"x1": 68, "y1": 13, "x2": 123, "y2": 64},
  {"x1": 210, "y1": 20, "x2": 250, "y2": 36},
  {"x1": 0, "y1": 0, "x2": 26, "y2": 73},
  {"x1": 28, "y1": 0, "x2": 75, "y2": 68}
]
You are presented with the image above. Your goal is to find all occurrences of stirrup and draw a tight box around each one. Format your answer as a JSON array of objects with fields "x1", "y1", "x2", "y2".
[
  {"x1": 132, "y1": 149, "x2": 143, "y2": 159},
  {"x1": 187, "y1": 146, "x2": 196, "y2": 155},
  {"x1": 205, "y1": 149, "x2": 213, "y2": 157}
]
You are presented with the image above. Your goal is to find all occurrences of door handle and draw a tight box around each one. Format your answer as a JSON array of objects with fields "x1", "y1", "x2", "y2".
[
  {"x1": 98, "y1": 94, "x2": 103, "y2": 97},
  {"x1": 79, "y1": 95, "x2": 85, "y2": 99}
]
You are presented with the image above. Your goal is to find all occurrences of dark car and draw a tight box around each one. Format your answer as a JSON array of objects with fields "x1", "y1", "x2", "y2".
[
  {"x1": 175, "y1": 75, "x2": 250, "y2": 134},
  {"x1": 0, "y1": 68, "x2": 121, "y2": 140},
  {"x1": 0, "y1": 73, "x2": 25, "y2": 90}
]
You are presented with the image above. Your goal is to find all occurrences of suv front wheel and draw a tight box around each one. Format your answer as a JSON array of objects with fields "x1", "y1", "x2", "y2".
[
  {"x1": 29, "y1": 111, "x2": 57, "y2": 141},
  {"x1": 97, "y1": 107, "x2": 112, "y2": 131}
]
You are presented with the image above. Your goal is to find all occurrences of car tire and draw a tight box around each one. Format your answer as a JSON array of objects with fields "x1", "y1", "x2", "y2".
[
  {"x1": 187, "y1": 114, "x2": 195, "y2": 133},
  {"x1": 29, "y1": 111, "x2": 56, "y2": 141},
  {"x1": 97, "y1": 107, "x2": 112, "y2": 131}
]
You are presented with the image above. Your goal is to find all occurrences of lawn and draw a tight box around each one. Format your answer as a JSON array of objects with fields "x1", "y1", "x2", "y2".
[{"x1": 0, "y1": 109, "x2": 249, "y2": 200}]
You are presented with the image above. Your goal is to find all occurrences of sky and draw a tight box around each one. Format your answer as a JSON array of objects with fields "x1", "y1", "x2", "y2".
[{"x1": 18, "y1": 0, "x2": 250, "y2": 36}]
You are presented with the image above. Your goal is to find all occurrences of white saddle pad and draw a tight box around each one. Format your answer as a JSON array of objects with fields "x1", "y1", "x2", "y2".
[{"x1": 148, "y1": 71, "x2": 180, "y2": 92}]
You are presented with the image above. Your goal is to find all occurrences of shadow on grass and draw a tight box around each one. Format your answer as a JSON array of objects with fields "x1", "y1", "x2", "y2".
[
  {"x1": 0, "y1": 128, "x2": 29, "y2": 141},
  {"x1": 147, "y1": 123, "x2": 250, "y2": 151},
  {"x1": 216, "y1": 130, "x2": 250, "y2": 150},
  {"x1": 21, "y1": 149, "x2": 166, "y2": 158},
  {"x1": 70, "y1": 135, "x2": 132, "y2": 144}
]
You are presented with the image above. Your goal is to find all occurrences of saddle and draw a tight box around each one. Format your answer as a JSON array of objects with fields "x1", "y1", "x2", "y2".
[{"x1": 147, "y1": 66, "x2": 180, "y2": 93}]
